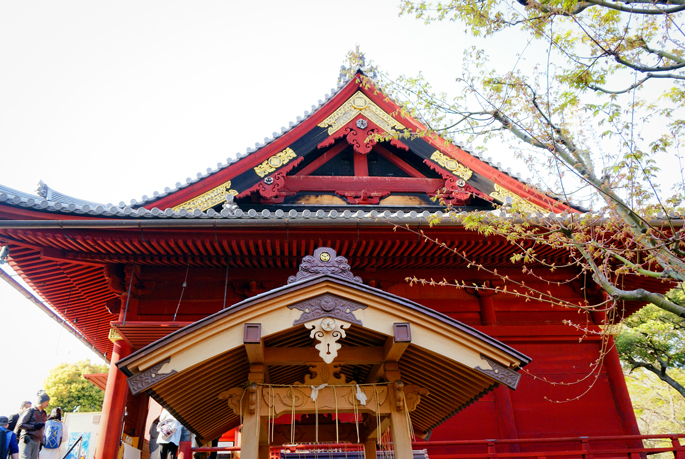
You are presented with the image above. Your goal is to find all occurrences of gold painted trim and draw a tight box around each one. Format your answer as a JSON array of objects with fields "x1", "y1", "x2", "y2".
[
  {"x1": 490, "y1": 184, "x2": 547, "y2": 214},
  {"x1": 430, "y1": 151, "x2": 473, "y2": 180},
  {"x1": 254, "y1": 148, "x2": 297, "y2": 178},
  {"x1": 108, "y1": 328, "x2": 123, "y2": 343},
  {"x1": 317, "y1": 91, "x2": 405, "y2": 135},
  {"x1": 172, "y1": 181, "x2": 238, "y2": 212}
]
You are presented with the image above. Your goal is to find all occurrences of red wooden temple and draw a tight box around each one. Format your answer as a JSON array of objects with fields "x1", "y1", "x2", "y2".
[{"x1": 0, "y1": 67, "x2": 677, "y2": 458}]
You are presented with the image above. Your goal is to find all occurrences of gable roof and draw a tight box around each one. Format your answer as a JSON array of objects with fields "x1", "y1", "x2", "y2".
[
  {"x1": 0, "y1": 68, "x2": 580, "y2": 221},
  {"x1": 117, "y1": 270, "x2": 531, "y2": 440},
  {"x1": 136, "y1": 70, "x2": 577, "y2": 215}
]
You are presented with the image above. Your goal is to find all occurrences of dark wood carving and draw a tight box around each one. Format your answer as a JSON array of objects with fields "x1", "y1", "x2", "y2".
[
  {"x1": 127, "y1": 357, "x2": 177, "y2": 395},
  {"x1": 474, "y1": 354, "x2": 521, "y2": 390},
  {"x1": 289, "y1": 293, "x2": 366, "y2": 325},
  {"x1": 287, "y1": 247, "x2": 362, "y2": 284}
]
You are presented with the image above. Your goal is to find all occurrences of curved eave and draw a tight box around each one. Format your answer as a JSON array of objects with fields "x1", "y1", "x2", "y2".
[
  {"x1": 117, "y1": 274, "x2": 529, "y2": 440},
  {"x1": 118, "y1": 274, "x2": 530, "y2": 373}
]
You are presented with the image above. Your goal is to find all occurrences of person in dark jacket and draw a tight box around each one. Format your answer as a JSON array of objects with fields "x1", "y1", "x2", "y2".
[
  {"x1": 7, "y1": 402, "x2": 31, "y2": 434},
  {"x1": 15, "y1": 391, "x2": 49, "y2": 459},
  {"x1": 0, "y1": 415, "x2": 19, "y2": 459}
]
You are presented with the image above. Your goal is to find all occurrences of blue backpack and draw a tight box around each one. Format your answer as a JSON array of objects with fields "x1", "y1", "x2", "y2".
[{"x1": 42, "y1": 421, "x2": 62, "y2": 449}]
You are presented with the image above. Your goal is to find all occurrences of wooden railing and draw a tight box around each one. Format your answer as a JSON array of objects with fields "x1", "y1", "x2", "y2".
[{"x1": 190, "y1": 433, "x2": 685, "y2": 458}]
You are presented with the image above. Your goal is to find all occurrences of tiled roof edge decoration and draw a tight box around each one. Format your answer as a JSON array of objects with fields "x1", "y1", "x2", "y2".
[
  {"x1": 36, "y1": 180, "x2": 105, "y2": 208},
  {"x1": 0, "y1": 187, "x2": 582, "y2": 221}
]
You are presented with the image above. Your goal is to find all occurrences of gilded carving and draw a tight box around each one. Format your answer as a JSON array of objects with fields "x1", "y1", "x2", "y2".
[
  {"x1": 474, "y1": 354, "x2": 521, "y2": 389},
  {"x1": 289, "y1": 293, "x2": 366, "y2": 326},
  {"x1": 317, "y1": 91, "x2": 405, "y2": 135},
  {"x1": 108, "y1": 328, "x2": 123, "y2": 343},
  {"x1": 172, "y1": 181, "x2": 238, "y2": 212},
  {"x1": 490, "y1": 184, "x2": 547, "y2": 214},
  {"x1": 254, "y1": 148, "x2": 297, "y2": 177},
  {"x1": 430, "y1": 151, "x2": 473, "y2": 181},
  {"x1": 127, "y1": 358, "x2": 177, "y2": 395}
]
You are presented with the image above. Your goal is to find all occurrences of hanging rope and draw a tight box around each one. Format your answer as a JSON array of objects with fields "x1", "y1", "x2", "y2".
[
  {"x1": 222, "y1": 261, "x2": 229, "y2": 310},
  {"x1": 123, "y1": 259, "x2": 136, "y2": 325},
  {"x1": 55, "y1": 288, "x2": 72, "y2": 355},
  {"x1": 333, "y1": 386, "x2": 339, "y2": 445},
  {"x1": 173, "y1": 262, "x2": 190, "y2": 321},
  {"x1": 290, "y1": 386, "x2": 296, "y2": 444}
]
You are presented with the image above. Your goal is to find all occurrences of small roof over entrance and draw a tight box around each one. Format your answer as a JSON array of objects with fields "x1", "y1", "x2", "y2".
[{"x1": 118, "y1": 248, "x2": 530, "y2": 445}]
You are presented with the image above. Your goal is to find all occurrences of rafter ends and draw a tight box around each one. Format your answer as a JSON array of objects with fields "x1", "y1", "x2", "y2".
[
  {"x1": 317, "y1": 91, "x2": 405, "y2": 136},
  {"x1": 474, "y1": 354, "x2": 521, "y2": 390},
  {"x1": 243, "y1": 323, "x2": 261, "y2": 344},
  {"x1": 127, "y1": 357, "x2": 177, "y2": 395},
  {"x1": 393, "y1": 323, "x2": 411, "y2": 343},
  {"x1": 171, "y1": 181, "x2": 238, "y2": 212}
]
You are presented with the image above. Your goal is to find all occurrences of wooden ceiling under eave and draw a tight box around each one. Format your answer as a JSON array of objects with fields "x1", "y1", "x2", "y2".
[{"x1": 0, "y1": 224, "x2": 675, "y2": 359}]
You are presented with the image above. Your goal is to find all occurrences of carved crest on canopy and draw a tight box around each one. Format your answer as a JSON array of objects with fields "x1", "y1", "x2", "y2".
[{"x1": 287, "y1": 247, "x2": 362, "y2": 284}]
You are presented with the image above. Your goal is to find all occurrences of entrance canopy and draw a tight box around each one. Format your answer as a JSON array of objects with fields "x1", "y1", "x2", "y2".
[{"x1": 118, "y1": 248, "x2": 530, "y2": 443}]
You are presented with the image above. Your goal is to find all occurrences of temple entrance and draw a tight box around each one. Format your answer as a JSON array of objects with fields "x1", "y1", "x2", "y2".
[{"x1": 117, "y1": 248, "x2": 530, "y2": 458}]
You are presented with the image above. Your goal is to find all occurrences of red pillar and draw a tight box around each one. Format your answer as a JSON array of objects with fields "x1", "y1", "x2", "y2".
[
  {"x1": 605, "y1": 336, "x2": 641, "y2": 436},
  {"x1": 177, "y1": 441, "x2": 192, "y2": 459},
  {"x1": 96, "y1": 338, "x2": 132, "y2": 459}
]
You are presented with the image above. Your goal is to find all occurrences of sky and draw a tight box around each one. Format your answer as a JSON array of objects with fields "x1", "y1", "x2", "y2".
[{"x1": 0, "y1": 0, "x2": 664, "y2": 416}]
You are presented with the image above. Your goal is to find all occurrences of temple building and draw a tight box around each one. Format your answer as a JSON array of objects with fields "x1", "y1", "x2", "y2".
[{"x1": 0, "y1": 65, "x2": 673, "y2": 458}]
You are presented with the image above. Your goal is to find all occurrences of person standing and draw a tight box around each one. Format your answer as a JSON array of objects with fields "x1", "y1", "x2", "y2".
[
  {"x1": 148, "y1": 417, "x2": 160, "y2": 459},
  {"x1": 0, "y1": 415, "x2": 19, "y2": 459},
  {"x1": 7, "y1": 403, "x2": 31, "y2": 434},
  {"x1": 39, "y1": 408, "x2": 66, "y2": 459},
  {"x1": 156, "y1": 410, "x2": 181, "y2": 459},
  {"x1": 15, "y1": 391, "x2": 49, "y2": 459}
]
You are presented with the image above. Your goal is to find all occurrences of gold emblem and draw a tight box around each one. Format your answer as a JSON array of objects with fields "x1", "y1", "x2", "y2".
[
  {"x1": 317, "y1": 91, "x2": 405, "y2": 135},
  {"x1": 254, "y1": 148, "x2": 297, "y2": 177},
  {"x1": 319, "y1": 251, "x2": 331, "y2": 262},
  {"x1": 430, "y1": 151, "x2": 473, "y2": 181}
]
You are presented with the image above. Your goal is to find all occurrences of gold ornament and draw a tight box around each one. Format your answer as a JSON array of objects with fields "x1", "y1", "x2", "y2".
[
  {"x1": 172, "y1": 181, "x2": 238, "y2": 212},
  {"x1": 254, "y1": 148, "x2": 297, "y2": 178},
  {"x1": 317, "y1": 91, "x2": 405, "y2": 135},
  {"x1": 490, "y1": 184, "x2": 548, "y2": 214},
  {"x1": 430, "y1": 151, "x2": 473, "y2": 181}
]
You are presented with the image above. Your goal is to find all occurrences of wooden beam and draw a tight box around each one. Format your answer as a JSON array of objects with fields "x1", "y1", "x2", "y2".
[
  {"x1": 367, "y1": 323, "x2": 412, "y2": 383},
  {"x1": 295, "y1": 141, "x2": 349, "y2": 176},
  {"x1": 244, "y1": 324, "x2": 269, "y2": 383},
  {"x1": 283, "y1": 175, "x2": 443, "y2": 193},
  {"x1": 244, "y1": 323, "x2": 264, "y2": 364},
  {"x1": 354, "y1": 152, "x2": 369, "y2": 177},
  {"x1": 264, "y1": 346, "x2": 385, "y2": 365},
  {"x1": 375, "y1": 144, "x2": 425, "y2": 178}
]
